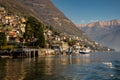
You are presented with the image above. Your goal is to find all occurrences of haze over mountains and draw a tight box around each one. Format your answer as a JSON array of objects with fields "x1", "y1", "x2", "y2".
[{"x1": 77, "y1": 20, "x2": 120, "y2": 51}]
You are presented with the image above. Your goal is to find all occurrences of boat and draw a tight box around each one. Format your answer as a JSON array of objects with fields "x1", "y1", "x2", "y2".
[{"x1": 79, "y1": 51, "x2": 86, "y2": 54}]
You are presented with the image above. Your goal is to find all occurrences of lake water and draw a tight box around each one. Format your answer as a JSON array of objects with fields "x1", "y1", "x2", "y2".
[{"x1": 0, "y1": 52, "x2": 120, "y2": 80}]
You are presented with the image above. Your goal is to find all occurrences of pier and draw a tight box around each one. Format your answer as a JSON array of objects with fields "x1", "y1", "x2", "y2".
[
  {"x1": 0, "y1": 48, "x2": 39, "y2": 58},
  {"x1": 22, "y1": 48, "x2": 39, "y2": 58}
]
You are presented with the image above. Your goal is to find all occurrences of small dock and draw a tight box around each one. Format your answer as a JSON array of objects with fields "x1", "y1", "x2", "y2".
[
  {"x1": 0, "y1": 48, "x2": 39, "y2": 59},
  {"x1": 22, "y1": 48, "x2": 39, "y2": 58}
]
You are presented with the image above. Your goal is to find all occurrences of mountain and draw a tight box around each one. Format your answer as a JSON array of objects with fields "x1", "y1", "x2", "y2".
[
  {"x1": 16, "y1": 0, "x2": 86, "y2": 38},
  {"x1": 77, "y1": 20, "x2": 120, "y2": 51}
]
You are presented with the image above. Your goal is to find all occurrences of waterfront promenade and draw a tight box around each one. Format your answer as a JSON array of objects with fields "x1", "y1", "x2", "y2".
[{"x1": 0, "y1": 48, "x2": 58, "y2": 58}]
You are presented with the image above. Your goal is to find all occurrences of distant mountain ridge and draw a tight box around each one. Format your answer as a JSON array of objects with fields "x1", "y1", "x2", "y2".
[
  {"x1": 77, "y1": 20, "x2": 120, "y2": 51},
  {"x1": 78, "y1": 19, "x2": 120, "y2": 28}
]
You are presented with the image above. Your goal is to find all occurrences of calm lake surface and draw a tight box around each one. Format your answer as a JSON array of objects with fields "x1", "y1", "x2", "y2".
[{"x1": 0, "y1": 52, "x2": 120, "y2": 80}]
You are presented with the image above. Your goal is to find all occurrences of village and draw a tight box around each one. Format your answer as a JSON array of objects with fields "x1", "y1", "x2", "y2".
[{"x1": 0, "y1": 6, "x2": 113, "y2": 58}]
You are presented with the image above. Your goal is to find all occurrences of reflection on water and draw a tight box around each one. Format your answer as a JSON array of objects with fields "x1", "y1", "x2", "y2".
[
  {"x1": 0, "y1": 59, "x2": 26, "y2": 80},
  {"x1": 0, "y1": 60, "x2": 6, "y2": 80},
  {"x1": 5, "y1": 59, "x2": 26, "y2": 80},
  {"x1": 0, "y1": 52, "x2": 120, "y2": 80}
]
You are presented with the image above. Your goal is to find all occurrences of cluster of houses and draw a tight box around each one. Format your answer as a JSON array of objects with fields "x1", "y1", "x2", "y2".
[
  {"x1": 44, "y1": 27, "x2": 113, "y2": 53},
  {"x1": 45, "y1": 29, "x2": 93, "y2": 53},
  {"x1": 0, "y1": 7, "x2": 26, "y2": 44}
]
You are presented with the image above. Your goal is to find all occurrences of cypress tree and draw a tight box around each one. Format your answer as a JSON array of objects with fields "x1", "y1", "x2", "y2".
[{"x1": 0, "y1": 32, "x2": 7, "y2": 46}]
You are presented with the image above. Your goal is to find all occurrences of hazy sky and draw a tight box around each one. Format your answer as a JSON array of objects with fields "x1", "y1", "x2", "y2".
[{"x1": 51, "y1": 0, "x2": 120, "y2": 24}]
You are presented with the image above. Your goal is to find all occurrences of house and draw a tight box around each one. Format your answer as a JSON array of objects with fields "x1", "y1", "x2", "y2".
[
  {"x1": 54, "y1": 35, "x2": 61, "y2": 41},
  {"x1": 20, "y1": 24, "x2": 26, "y2": 33},
  {"x1": 7, "y1": 31, "x2": 16, "y2": 43},
  {"x1": 47, "y1": 30, "x2": 52, "y2": 36},
  {"x1": 21, "y1": 17, "x2": 26, "y2": 23}
]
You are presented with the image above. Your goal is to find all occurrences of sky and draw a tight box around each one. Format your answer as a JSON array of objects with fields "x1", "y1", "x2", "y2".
[{"x1": 51, "y1": 0, "x2": 120, "y2": 24}]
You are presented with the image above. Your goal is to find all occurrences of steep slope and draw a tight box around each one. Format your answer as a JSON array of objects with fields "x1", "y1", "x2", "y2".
[
  {"x1": 16, "y1": 0, "x2": 86, "y2": 37},
  {"x1": 0, "y1": 0, "x2": 38, "y2": 18},
  {"x1": 77, "y1": 20, "x2": 120, "y2": 51}
]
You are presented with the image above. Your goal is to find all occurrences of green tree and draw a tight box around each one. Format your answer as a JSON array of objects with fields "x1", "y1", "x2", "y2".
[
  {"x1": 0, "y1": 32, "x2": 7, "y2": 46},
  {"x1": 65, "y1": 39, "x2": 75, "y2": 46},
  {"x1": 24, "y1": 16, "x2": 45, "y2": 48}
]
